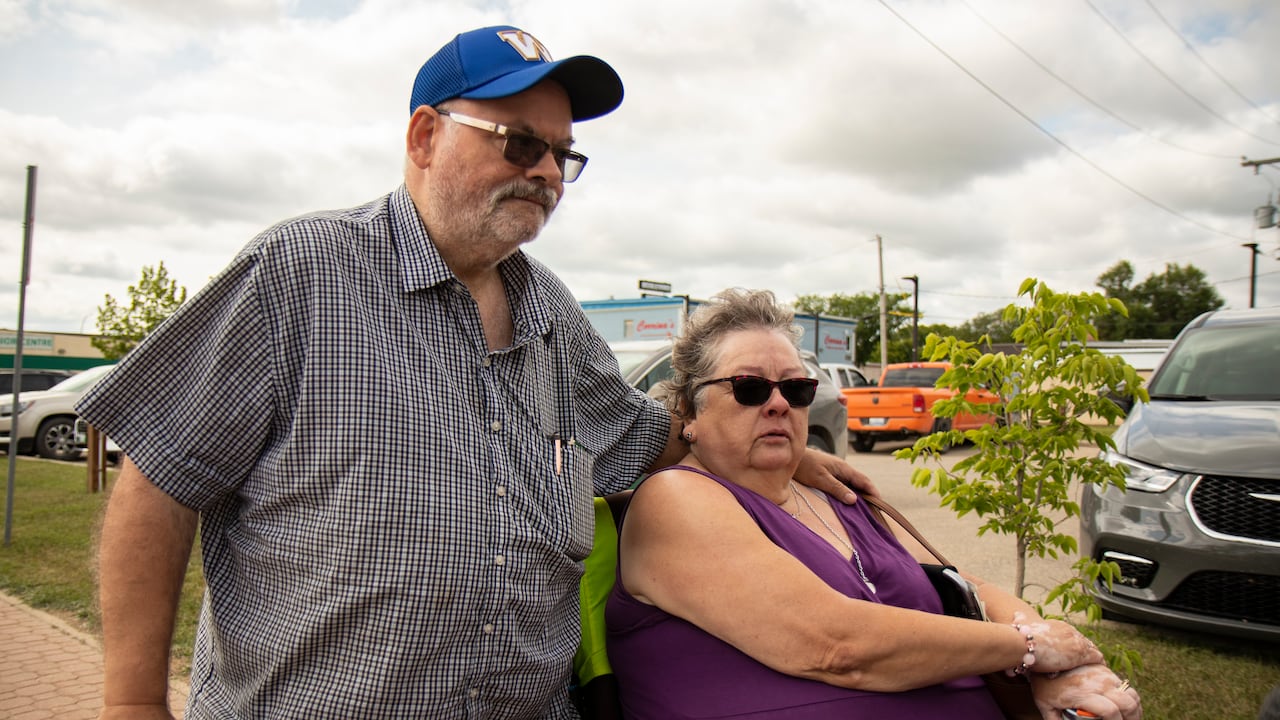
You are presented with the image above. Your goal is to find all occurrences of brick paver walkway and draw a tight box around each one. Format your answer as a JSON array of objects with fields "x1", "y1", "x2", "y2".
[{"x1": 0, "y1": 590, "x2": 187, "y2": 719}]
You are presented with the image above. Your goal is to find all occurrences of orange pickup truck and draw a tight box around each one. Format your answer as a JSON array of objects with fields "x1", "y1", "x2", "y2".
[{"x1": 843, "y1": 362, "x2": 998, "y2": 453}]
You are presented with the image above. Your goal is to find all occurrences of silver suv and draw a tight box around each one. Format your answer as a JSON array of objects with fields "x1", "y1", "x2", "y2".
[
  {"x1": 1080, "y1": 307, "x2": 1280, "y2": 641},
  {"x1": 0, "y1": 364, "x2": 114, "y2": 461},
  {"x1": 610, "y1": 339, "x2": 849, "y2": 458}
]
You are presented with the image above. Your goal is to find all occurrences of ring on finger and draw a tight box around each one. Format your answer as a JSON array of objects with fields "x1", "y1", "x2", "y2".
[{"x1": 1117, "y1": 679, "x2": 1131, "y2": 693}]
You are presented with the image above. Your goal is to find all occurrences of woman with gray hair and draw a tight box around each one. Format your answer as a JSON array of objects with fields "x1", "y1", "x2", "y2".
[{"x1": 605, "y1": 288, "x2": 1142, "y2": 719}]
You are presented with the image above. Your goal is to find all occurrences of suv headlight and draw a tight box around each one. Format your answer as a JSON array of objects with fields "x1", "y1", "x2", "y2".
[
  {"x1": 0, "y1": 400, "x2": 34, "y2": 418},
  {"x1": 1101, "y1": 450, "x2": 1186, "y2": 493}
]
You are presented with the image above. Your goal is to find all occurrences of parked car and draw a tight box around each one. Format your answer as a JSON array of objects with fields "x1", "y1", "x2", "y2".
[
  {"x1": 820, "y1": 362, "x2": 872, "y2": 390},
  {"x1": 844, "y1": 362, "x2": 998, "y2": 453},
  {"x1": 0, "y1": 368, "x2": 73, "y2": 395},
  {"x1": 0, "y1": 364, "x2": 115, "y2": 461},
  {"x1": 610, "y1": 339, "x2": 848, "y2": 458},
  {"x1": 1080, "y1": 307, "x2": 1280, "y2": 642},
  {"x1": 74, "y1": 416, "x2": 122, "y2": 462}
]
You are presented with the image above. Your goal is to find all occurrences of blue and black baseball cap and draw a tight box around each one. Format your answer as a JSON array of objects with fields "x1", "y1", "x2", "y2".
[{"x1": 410, "y1": 26, "x2": 624, "y2": 121}]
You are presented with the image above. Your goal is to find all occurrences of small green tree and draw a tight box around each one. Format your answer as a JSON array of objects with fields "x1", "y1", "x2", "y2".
[
  {"x1": 895, "y1": 279, "x2": 1147, "y2": 658},
  {"x1": 92, "y1": 262, "x2": 188, "y2": 360}
]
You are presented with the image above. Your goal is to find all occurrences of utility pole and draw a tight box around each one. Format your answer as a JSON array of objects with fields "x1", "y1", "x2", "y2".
[
  {"x1": 901, "y1": 274, "x2": 919, "y2": 361},
  {"x1": 1242, "y1": 156, "x2": 1280, "y2": 173},
  {"x1": 1243, "y1": 243, "x2": 1260, "y2": 308},
  {"x1": 875, "y1": 235, "x2": 887, "y2": 369},
  {"x1": 6, "y1": 166, "x2": 37, "y2": 546}
]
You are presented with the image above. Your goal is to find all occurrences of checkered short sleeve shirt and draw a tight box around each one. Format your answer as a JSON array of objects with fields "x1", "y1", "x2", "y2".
[{"x1": 77, "y1": 186, "x2": 671, "y2": 718}]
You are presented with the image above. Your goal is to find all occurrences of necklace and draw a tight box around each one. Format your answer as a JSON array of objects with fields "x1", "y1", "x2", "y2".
[
  {"x1": 781, "y1": 487, "x2": 801, "y2": 518},
  {"x1": 790, "y1": 482, "x2": 877, "y2": 594}
]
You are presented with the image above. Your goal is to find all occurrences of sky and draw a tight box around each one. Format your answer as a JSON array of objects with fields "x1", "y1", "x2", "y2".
[{"x1": 3, "y1": 0, "x2": 1279, "y2": 338}]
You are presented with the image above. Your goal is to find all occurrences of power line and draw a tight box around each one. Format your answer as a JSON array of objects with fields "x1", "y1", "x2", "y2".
[
  {"x1": 1084, "y1": 0, "x2": 1280, "y2": 148},
  {"x1": 959, "y1": 0, "x2": 1237, "y2": 160},
  {"x1": 920, "y1": 289, "x2": 1018, "y2": 301},
  {"x1": 1217, "y1": 268, "x2": 1280, "y2": 285},
  {"x1": 1142, "y1": 0, "x2": 1280, "y2": 129},
  {"x1": 875, "y1": 0, "x2": 1251, "y2": 244}
]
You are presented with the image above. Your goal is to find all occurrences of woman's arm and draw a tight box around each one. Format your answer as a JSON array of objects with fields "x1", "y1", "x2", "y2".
[
  {"x1": 619, "y1": 471, "x2": 1101, "y2": 692},
  {"x1": 885, "y1": 504, "x2": 1103, "y2": 674}
]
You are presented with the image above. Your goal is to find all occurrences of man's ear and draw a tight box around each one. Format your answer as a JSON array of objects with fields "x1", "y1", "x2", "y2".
[{"x1": 406, "y1": 106, "x2": 439, "y2": 169}]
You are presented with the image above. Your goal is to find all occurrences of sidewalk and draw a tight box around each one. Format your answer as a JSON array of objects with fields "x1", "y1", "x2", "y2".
[{"x1": 0, "y1": 590, "x2": 188, "y2": 719}]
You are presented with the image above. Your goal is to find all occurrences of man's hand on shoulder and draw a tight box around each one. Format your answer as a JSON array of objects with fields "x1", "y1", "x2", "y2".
[{"x1": 793, "y1": 447, "x2": 879, "y2": 503}]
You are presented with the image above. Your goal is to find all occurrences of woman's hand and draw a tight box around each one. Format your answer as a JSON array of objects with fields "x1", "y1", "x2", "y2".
[
  {"x1": 793, "y1": 447, "x2": 879, "y2": 502},
  {"x1": 1011, "y1": 614, "x2": 1104, "y2": 674},
  {"x1": 1030, "y1": 664, "x2": 1142, "y2": 720}
]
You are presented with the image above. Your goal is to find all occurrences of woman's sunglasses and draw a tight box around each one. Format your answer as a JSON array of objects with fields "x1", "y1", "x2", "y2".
[
  {"x1": 435, "y1": 109, "x2": 588, "y2": 182},
  {"x1": 696, "y1": 375, "x2": 819, "y2": 408}
]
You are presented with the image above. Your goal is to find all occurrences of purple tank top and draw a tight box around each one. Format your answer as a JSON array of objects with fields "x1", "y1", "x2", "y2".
[{"x1": 605, "y1": 466, "x2": 1002, "y2": 719}]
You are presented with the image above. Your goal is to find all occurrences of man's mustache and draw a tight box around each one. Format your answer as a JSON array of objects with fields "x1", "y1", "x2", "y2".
[{"x1": 493, "y1": 182, "x2": 559, "y2": 213}]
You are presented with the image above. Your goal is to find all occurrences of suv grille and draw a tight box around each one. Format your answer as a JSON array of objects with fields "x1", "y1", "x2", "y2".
[
  {"x1": 1160, "y1": 571, "x2": 1280, "y2": 627},
  {"x1": 1187, "y1": 475, "x2": 1280, "y2": 544}
]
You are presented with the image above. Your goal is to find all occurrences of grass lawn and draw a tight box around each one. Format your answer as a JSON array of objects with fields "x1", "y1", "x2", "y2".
[
  {"x1": 0, "y1": 456, "x2": 204, "y2": 679},
  {"x1": 2, "y1": 454, "x2": 1277, "y2": 718}
]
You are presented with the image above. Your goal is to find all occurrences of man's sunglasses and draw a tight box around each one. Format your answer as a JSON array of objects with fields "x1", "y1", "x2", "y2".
[
  {"x1": 696, "y1": 375, "x2": 819, "y2": 408},
  {"x1": 435, "y1": 109, "x2": 588, "y2": 183}
]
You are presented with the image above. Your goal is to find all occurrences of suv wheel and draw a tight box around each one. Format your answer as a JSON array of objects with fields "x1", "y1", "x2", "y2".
[
  {"x1": 805, "y1": 432, "x2": 833, "y2": 454},
  {"x1": 36, "y1": 416, "x2": 80, "y2": 461},
  {"x1": 851, "y1": 434, "x2": 876, "y2": 453}
]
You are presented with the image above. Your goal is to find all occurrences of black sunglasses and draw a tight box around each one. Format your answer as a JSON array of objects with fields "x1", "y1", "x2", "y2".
[
  {"x1": 435, "y1": 109, "x2": 588, "y2": 182},
  {"x1": 696, "y1": 375, "x2": 819, "y2": 408}
]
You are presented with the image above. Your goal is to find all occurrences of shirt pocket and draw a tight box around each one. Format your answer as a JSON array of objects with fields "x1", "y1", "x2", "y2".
[{"x1": 548, "y1": 434, "x2": 596, "y2": 561}]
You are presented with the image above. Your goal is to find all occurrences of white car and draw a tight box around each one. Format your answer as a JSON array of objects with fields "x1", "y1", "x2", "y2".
[
  {"x1": 0, "y1": 364, "x2": 115, "y2": 461},
  {"x1": 820, "y1": 362, "x2": 872, "y2": 389}
]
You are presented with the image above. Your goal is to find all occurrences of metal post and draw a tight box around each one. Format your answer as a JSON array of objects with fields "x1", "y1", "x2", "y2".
[
  {"x1": 875, "y1": 235, "x2": 887, "y2": 369},
  {"x1": 6, "y1": 166, "x2": 37, "y2": 546},
  {"x1": 1242, "y1": 243, "x2": 1259, "y2": 309},
  {"x1": 902, "y1": 275, "x2": 919, "y2": 361}
]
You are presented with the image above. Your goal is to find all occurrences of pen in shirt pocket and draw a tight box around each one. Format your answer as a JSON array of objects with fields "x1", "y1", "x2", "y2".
[{"x1": 553, "y1": 434, "x2": 576, "y2": 476}]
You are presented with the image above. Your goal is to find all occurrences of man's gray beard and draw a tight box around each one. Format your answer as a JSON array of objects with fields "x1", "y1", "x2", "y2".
[{"x1": 429, "y1": 177, "x2": 560, "y2": 252}]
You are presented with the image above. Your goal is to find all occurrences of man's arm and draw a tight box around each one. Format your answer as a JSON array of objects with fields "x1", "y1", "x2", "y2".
[
  {"x1": 647, "y1": 412, "x2": 878, "y2": 502},
  {"x1": 643, "y1": 412, "x2": 688, "y2": 475},
  {"x1": 98, "y1": 457, "x2": 198, "y2": 720},
  {"x1": 794, "y1": 447, "x2": 879, "y2": 502}
]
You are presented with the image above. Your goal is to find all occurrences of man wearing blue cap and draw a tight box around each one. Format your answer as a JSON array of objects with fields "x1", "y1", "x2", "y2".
[{"x1": 81, "y1": 26, "x2": 870, "y2": 719}]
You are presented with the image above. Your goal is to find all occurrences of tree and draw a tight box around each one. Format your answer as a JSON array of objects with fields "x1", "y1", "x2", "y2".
[
  {"x1": 1130, "y1": 263, "x2": 1224, "y2": 337},
  {"x1": 793, "y1": 291, "x2": 913, "y2": 365},
  {"x1": 1093, "y1": 261, "x2": 1138, "y2": 340},
  {"x1": 1094, "y1": 260, "x2": 1223, "y2": 339},
  {"x1": 92, "y1": 262, "x2": 188, "y2": 360},
  {"x1": 895, "y1": 279, "x2": 1147, "y2": 669},
  {"x1": 952, "y1": 309, "x2": 1020, "y2": 345}
]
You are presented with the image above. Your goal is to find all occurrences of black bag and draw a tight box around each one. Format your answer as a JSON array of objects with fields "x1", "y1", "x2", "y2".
[{"x1": 864, "y1": 497, "x2": 1041, "y2": 720}]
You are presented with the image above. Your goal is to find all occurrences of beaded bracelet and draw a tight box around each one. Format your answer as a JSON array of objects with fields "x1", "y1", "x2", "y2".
[{"x1": 1006, "y1": 623, "x2": 1036, "y2": 677}]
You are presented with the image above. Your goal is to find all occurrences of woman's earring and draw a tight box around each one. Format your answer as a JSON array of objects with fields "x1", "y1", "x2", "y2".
[{"x1": 683, "y1": 430, "x2": 694, "y2": 442}]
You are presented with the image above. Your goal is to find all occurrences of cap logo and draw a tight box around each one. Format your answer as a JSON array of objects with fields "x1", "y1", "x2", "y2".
[{"x1": 496, "y1": 30, "x2": 553, "y2": 62}]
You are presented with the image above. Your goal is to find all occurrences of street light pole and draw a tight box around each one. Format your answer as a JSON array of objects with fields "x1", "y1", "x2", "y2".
[
  {"x1": 1242, "y1": 243, "x2": 1260, "y2": 308},
  {"x1": 901, "y1": 274, "x2": 919, "y2": 361}
]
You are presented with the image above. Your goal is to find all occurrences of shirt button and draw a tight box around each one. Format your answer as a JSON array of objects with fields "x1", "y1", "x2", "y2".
[
  {"x1": 494, "y1": 554, "x2": 506, "y2": 566},
  {"x1": 490, "y1": 420, "x2": 502, "y2": 432},
  {"x1": 483, "y1": 623, "x2": 495, "y2": 635},
  {"x1": 481, "y1": 356, "x2": 492, "y2": 367},
  {"x1": 468, "y1": 688, "x2": 479, "y2": 699},
  {"x1": 495, "y1": 486, "x2": 507, "y2": 497}
]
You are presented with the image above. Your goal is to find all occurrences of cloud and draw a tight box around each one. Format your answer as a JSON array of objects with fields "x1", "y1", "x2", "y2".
[{"x1": 2, "y1": 0, "x2": 1279, "y2": 337}]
